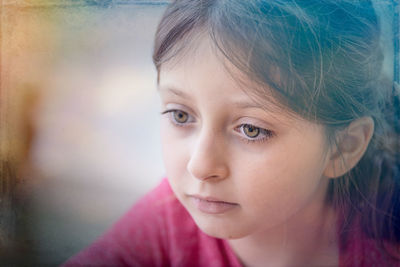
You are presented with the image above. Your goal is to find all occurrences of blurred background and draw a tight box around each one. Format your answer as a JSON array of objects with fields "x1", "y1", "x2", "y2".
[
  {"x1": 1, "y1": 0, "x2": 167, "y2": 265},
  {"x1": 0, "y1": 0, "x2": 397, "y2": 266}
]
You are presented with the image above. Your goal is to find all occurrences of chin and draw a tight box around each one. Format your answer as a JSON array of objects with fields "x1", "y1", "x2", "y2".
[{"x1": 190, "y1": 213, "x2": 251, "y2": 240}]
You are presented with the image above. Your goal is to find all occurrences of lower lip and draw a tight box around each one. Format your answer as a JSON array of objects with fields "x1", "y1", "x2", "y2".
[{"x1": 190, "y1": 197, "x2": 238, "y2": 214}]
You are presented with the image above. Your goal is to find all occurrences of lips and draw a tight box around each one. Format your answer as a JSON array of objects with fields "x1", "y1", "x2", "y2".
[{"x1": 188, "y1": 195, "x2": 239, "y2": 214}]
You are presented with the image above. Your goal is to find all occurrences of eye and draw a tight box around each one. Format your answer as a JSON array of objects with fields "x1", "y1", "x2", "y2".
[
  {"x1": 236, "y1": 123, "x2": 275, "y2": 143},
  {"x1": 161, "y1": 109, "x2": 194, "y2": 126}
]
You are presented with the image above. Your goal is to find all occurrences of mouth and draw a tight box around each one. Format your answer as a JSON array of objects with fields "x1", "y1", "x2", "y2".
[{"x1": 188, "y1": 195, "x2": 239, "y2": 214}]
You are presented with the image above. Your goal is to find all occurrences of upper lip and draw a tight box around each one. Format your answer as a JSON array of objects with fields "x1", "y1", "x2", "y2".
[{"x1": 188, "y1": 194, "x2": 238, "y2": 205}]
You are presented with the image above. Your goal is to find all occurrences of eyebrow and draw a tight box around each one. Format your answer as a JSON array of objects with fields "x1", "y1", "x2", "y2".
[
  {"x1": 158, "y1": 86, "x2": 192, "y2": 100},
  {"x1": 159, "y1": 85, "x2": 268, "y2": 110},
  {"x1": 233, "y1": 101, "x2": 266, "y2": 110}
]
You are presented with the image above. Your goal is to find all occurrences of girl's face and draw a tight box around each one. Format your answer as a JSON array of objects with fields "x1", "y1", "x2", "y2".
[{"x1": 158, "y1": 37, "x2": 333, "y2": 239}]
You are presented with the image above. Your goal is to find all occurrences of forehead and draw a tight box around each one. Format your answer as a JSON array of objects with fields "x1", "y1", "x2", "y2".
[
  {"x1": 159, "y1": 37, "x2": 234, "y2": 92},
  {"x1": 158, "y1": 35, "x2": 296, "y2": 120},
  {"x1": 160, "y1": 35, "x2": 226, "y2": 81}
]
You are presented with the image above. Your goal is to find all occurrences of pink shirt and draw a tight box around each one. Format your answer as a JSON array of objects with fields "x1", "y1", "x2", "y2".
[{"x1": 63, "y1": 178, "x2": 399, "y2": 266}]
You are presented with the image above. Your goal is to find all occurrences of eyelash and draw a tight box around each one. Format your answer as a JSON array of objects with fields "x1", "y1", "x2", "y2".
[{"x1": 160, "y1": 109, "x2": 275, "y2": 143}]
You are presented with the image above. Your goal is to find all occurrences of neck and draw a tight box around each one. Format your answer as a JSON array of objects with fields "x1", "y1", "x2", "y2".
[{"x1": 228, "y1": 195, "x2": 338, "y2": 267}]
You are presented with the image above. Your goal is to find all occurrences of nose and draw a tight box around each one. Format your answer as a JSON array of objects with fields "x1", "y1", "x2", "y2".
[{"x1": 186, "y1": 129, "x2": 229, "y2": 181}]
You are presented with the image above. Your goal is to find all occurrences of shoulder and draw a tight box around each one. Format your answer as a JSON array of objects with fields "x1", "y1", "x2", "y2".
[
  {"x1": 116, "y1": 178, "x2": 199, "y2": 248},
  {"x1": 339, "y1": 216, "x2": 400, "y2": 267},
  {"x1": 122, "y1": 178, "x2": 183, "y2": 225},
  {"x1": 63, "y1": 178, "x2": 241, "y2": 267},
  {"x1": 62, "y1": 178, "x2": 196, "y2": 266}
]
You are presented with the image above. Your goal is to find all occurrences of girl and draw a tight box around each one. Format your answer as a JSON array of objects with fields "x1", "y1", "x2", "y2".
[{"x1": 64, "y1": 0, "x2": 400, "y2": 266}]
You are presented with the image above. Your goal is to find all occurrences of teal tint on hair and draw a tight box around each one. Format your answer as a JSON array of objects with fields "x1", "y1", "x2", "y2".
[{"x1": 153, "y1": 0, "x2": 400, "y2": 255}]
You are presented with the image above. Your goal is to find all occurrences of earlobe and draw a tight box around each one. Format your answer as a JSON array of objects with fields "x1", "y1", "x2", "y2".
[{"x1": 323, "y1": 117, "x2": 374, "y2": 178}]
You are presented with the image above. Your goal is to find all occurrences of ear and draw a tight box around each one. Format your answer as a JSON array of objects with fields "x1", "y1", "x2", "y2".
[{"x1": 323, "y1": 117, "x2": 374, "y2": 178}]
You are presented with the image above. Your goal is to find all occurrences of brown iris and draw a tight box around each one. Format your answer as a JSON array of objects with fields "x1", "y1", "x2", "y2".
[
  {"x1": 173, "y1": 110, "x2": 188, "y2": 123},
  {"x1": 243, "y1": 124, "x2": 260, "y2": 138}
]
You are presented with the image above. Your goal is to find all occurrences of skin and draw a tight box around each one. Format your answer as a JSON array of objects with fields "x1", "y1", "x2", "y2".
[{"x1": 158, "y1": 36, "x2": 339, "y2": 266}]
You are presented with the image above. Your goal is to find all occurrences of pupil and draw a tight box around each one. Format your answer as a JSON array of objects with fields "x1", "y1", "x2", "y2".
[
  {"x1": 175, "y1": 111, "x2": 187, "y2": 122},
  {"x1": 245, "y1": 125, "x2": 259, "y2": 137}
]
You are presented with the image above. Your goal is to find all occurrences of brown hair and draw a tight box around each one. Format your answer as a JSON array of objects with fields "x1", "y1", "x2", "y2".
[{"x1": 153, "y1": 0, "x2": 400, "y2": 256}]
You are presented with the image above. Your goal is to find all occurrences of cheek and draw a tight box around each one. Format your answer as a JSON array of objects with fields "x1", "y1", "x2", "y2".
[
  {"x1": 233, "y1": 140, "x2": 328, "y2": 219},
  {"x1": 160, "y1": 122, "x2": 188, "y2": 183}
]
